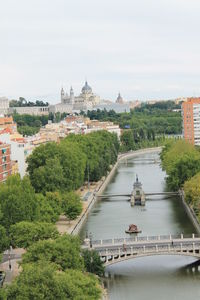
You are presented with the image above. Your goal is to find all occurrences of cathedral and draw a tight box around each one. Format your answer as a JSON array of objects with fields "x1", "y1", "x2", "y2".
[
  {"x1": 60, "y1": 81, "x2": 100, "y2": 111},
  {"x1": 49, "y1": 81, "x2": 101, "y2": 114}
]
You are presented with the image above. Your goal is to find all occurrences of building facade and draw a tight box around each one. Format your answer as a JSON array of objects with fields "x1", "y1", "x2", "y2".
[
  {"x1": 0, "y1": 143, "x2": 12, "y2": 182},
  {"x1": 182, "y1": 97, "x2": 200, "y2": 146},
  {"x1": 0, "y1": 97, "x2": 9, "y2": 115},
  {"x1": 9, "y1": 106, "x2": 49, "y2": 116},
  {"x1": 50, "y1": 81, "x2": 101, "y2": 114}
]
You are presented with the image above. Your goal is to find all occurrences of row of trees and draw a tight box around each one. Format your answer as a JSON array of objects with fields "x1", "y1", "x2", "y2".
[
  {"x1": 13, "y1": 112, "x2": 69, "y2": 136},
  {"x1": 85, "y1": 103, "x2": 182, "y2": 135},
  {"x1": 0, "y1": 175, "x2": 82, "y2": 252},
  {"x1": 27, "y1": 131, "x2": 120, "y2": 192},
  {"x1": 9, "y1": 97, "x2": 49, "y2": 107},
  {"x1": 13, "y1": 113, "x2": 49, "y2": 136},
  {"x1": 0, "y1": 131, "x2": 117, "y2": 298},
  {"x1": 160, "y1": 140, "x2": 200, "y2": 190},
  {"x1": 0, "y1": 234, "x2": 103, "y2": 299},
  {"x1": 161, "y1": 139, "x2": 200, "y2": 223}
]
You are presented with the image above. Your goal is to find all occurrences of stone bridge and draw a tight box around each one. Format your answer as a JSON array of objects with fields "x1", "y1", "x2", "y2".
[{"x1": 83, "y1": 234, "x2": 200, "y2": 266}]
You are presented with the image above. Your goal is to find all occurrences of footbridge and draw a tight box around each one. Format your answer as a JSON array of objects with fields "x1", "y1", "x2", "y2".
[
  {"x1": 83, "y1": 234, "x2": 200, "y2": 266},
  {"x1": 97, "y1": 192, "x2": 179, "y2": 200}
]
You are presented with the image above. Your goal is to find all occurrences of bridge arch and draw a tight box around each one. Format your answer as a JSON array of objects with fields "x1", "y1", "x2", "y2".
[{"x1": 103, "y1": 251, "x2": 200, "y2": 267}]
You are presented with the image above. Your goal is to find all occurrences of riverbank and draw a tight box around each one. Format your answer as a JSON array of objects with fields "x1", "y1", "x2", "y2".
[
  {"x1": 180, "y1": 191, "x2": 200, "y2": 234},
  {"x1": 56, "y1": 147, "x2": 162, "y2": 236}
]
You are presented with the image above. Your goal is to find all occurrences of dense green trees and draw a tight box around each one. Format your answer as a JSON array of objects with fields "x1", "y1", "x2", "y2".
[
  {"x1": 82, "y1": 249, "x2": 105, "y2": 276},
  {"x1": 86, "y1": 103, "x2": 182, "y2": 135},
  {"x1": 161, "y1": 140, "x2": 200, "y2": 224},
  {"x1": 161, "y1": 140, "x2": 200, "y2": 190},
  {"x1": 0, "y1": 225, "x2": 9, "y2": 253},
  {"x1": 5, "y1": 263, "x2": 101, "y2": 300},
  {"x1": 0, "y1": 175, "x2": 38, "y2": 229},
  {"x1": 0, "y1": 131, "x2": 117, "y2": 298},
  {"x1": 21, "y1": 235, "x2": 84, "y2": 271},
  {"x1": 27, "y1": 141, "x2": 86, "y2": 193},
  {"x1": 61, "y1": 192, "x2": 82, "y2": 221},
  {"x1": 66, "y1": 131, "x2": 119, "y2": 182},
  {"x1": 13, "y1": 113, "x2": 49, "y2": 136},
  {"x1": 120, "y1": 128, "x2": 162, "y2": 152},
  {"x1": 184, "y1": 173, "x2": 200, "y2": 218},
  {"x1": 27, "y1": 131, "x2": 119, "y2": 192},
  {"x1": 9, "y1": 98, "x2": 49, "y2": 107},
  {"x1": 10, "y1": 222, "x2": 59, "y2": 248}
]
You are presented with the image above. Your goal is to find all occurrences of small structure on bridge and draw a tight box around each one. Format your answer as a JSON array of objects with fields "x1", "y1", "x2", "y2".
[{"x1": 130, "y1": 175, "x2": 145, "y2": 206}]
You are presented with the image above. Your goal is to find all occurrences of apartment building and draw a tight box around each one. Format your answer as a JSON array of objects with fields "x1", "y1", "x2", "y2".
[
  {"x1": 0, "y1": 143, "x2": 12, "y2": 182},
  {"x1": 182, "y1": 97, "x2": 200, "y2": 145}
]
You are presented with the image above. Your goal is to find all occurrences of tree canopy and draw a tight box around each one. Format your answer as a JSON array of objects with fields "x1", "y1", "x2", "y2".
[
  {"x1": 5, "y1": 263, "x2": 101, "y2": 300},
  {"x1": 161, "y1": 140, "x2": 200, "y2": 190},
  {"x1": 0, "y1": 175, "x2": 38, "y2": 229},
  {"x1": 9, "y1": 221, "x2": 59, "y2": 248},
  {"x1": 21, "y1": 235, "x2": 84, "y2": 271},
  {"x1": 27, "y1": 131, "x2": 119, "y2": 193}
]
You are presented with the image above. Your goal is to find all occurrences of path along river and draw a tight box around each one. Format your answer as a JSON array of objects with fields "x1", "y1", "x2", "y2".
[{"x1": 79, "y1": 150, "x2": 200, "y2": 300}]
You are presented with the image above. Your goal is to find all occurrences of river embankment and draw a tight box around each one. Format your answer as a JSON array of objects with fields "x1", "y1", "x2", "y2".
[
  {"x1": 56, "y1": 147, "x2": 162, "y2": 235},
  {"x1": 180, "y1": 191, "x2": 200, "y2": 234}
]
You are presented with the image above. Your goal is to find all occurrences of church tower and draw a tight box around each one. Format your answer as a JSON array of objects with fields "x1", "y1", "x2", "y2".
[
  {"x1": 61, "y1": 87, "x2": 65, "y2": 103},
  {"x1": 70, "y1": 86, "x2": 74, "y2": 105}
]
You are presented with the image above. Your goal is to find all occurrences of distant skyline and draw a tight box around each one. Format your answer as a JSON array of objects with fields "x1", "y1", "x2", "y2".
[{"x1": 1, "y1": 0, "x2": 200, "y2": 104}]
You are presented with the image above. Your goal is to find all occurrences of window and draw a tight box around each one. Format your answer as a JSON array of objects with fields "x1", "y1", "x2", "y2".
[
  {"x1": 3, "y1": 164, "x2": 7, "y2": 170},
  {"x1": 2, "y1": 148, "x2": 6, "y2": 154},
  {"x1": 2, "y1": 156, "x2": 6, "y2": 163},
  {"x1": 3, "y1": 172, "x2": 8, "y2": 179}
]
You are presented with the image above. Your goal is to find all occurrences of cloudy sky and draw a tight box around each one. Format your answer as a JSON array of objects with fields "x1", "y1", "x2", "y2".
[{"x1": 0, "y1": 0, "x2": 200, "y2": 103}]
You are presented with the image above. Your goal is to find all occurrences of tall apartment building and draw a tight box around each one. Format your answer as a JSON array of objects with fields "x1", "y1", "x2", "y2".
[
  {"x1": 182, "y1": 97, "x2": 200, "y2": 145},
  {"x1": 0, "y1": 143, "x2": 12, "y2": 182}
]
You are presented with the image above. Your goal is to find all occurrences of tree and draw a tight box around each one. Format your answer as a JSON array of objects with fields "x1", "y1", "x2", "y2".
[
  {"x1": 161, "y1": 140, "x2": 200, "y2": 190},
  {"x1": 35, "y1": 194, "x2": 60, "y2": 223},
  {"x1": 5, "y1": 263, "x2": 102, "y2": 300},
  {"x1": 0, "y1": 175, "x2": 38, "y2": 229},
  {"x1": 82, "y1": 249, "x2": 105, "y2": 276},
  {"x1": 27, "y1": 142, "x2": 59, "y2": 177},
  {"x1": 30, "y1": 158, "x2": 65, "y2": 194},
  {"x1": 184, "y1": 172, "x2": 200, "y2": 215},
  {"x1": 9, "y1": 222, "x2": 59, "y2": 248},
  {"x1": 62, "y1": 192, "x2": 82, "y2": 221},
  {"x1": 21, "y1": 235, "x2": 84, "y2": 271},
  {"x1": 0, "y1": 225, "x2": 9, "y2": 253}
]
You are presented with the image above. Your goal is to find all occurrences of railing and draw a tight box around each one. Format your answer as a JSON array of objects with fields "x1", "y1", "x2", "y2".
[
  {"x1": 90, "y1": 234, "x2": 200, "y2": 247},
  {"x1": 98, "y1": 242, "x2": 200, "y2": 257}
]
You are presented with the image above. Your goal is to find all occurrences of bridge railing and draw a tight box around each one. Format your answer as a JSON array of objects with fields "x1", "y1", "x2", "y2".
[
  {"x1": 98, "y1": 242, "x2": 200, "y2": 257},
  {"x1": 90, "y1": 234, "x2": 200, "y2": 247}
]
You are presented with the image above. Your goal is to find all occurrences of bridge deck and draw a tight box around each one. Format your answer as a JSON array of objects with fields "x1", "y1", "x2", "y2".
[
  {"x1": 97, "y1": 192, "x2": 179, "y2": 198},
  {"x1": 83, "y1": 234, "x2": 200, "y2": 265}
]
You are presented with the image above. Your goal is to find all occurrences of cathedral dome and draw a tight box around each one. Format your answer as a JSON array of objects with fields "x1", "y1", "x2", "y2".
[
  {"x1": 82, "y1": 81, "x2": 92, "y2": 93},
  {"x1": 116, "y1": 92, "x2": 124, "y2": 104}
]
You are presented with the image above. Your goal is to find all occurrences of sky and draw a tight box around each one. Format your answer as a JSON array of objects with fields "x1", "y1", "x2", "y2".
[{"x1": 0, "y1": 0, "x2": 200, "y2": 103}]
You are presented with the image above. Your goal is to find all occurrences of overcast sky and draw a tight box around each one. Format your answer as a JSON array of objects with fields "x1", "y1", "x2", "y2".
[{"x1": 0, "y1": 0, "x2": 200, "y2": 103}]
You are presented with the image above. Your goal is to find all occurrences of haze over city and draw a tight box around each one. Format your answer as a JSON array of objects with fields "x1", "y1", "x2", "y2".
[{"x1": 1, "y1": 0, "x2": 200, "y2": 103}]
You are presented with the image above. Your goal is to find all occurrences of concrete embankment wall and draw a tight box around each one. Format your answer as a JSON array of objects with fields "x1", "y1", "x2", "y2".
[
  {"x1": 71, "y1": 147, "x2": 162, "y2": 235},
  {"x1": 180, "y1": 193, "x2": 200, "y2": 234}
]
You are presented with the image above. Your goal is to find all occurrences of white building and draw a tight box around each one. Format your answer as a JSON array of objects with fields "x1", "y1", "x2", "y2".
[
  {"x1": 0, "y1": 133, "x2": 28, "y2": 177},
  {"x1": 50, "y1": 81, "x2": 101, "y2": 114},
  {"x1": 0, "y1": 97, "x2": 9, "y2": 115},
  {"x1": 9, "y1": 106, "x2": 49, "y2": 116}
]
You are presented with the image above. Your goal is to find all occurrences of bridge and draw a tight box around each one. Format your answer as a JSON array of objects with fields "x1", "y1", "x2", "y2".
[
  {"x1": 83, "y1": 234, "x2": 200, "y2": 266},
  {"x1": 97, "y1": 192, "x2": 179, "y2": 200}
]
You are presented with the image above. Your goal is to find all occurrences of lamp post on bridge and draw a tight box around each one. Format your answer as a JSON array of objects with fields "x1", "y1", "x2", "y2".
[{"x1": 89, "y1": 232, "x2": 93, "y2": 248}]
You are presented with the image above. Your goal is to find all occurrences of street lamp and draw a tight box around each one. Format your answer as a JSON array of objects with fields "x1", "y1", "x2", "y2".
[
  {"x1": 89, "y1": 232, "x2": 92, "y2": 248},
  {"x1": 87, "y1": 162, "x2": 90, "y2": 191}
]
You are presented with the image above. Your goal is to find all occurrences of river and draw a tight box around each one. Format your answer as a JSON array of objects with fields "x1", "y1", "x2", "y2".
[{"x1": 79, "y1": 150, "x2": 200, "y2": 300}]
